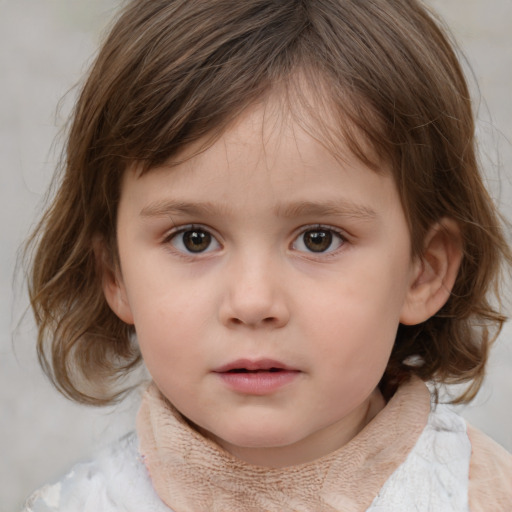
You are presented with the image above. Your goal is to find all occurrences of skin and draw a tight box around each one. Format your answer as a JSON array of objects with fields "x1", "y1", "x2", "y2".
[{"x1": 102, "y1": 95, "x2": 461, "y2": 468}]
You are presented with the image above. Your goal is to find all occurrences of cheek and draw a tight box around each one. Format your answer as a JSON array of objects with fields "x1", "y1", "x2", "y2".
[
  {"x1": 307, "y1": 269, "x2": 406, "y2": 337},
  {"x1": 131, "y1": 281, "x2": 223, "y2": 367},
  {"x1": 122, "y1": 250, "x2": 213, "y2": 323},
  {"x1": 302, "y1": 260, "x2": 409, "y2": 372},
  {"x1": 133, "y1": 293, "x2": 207, "y2": 353}
]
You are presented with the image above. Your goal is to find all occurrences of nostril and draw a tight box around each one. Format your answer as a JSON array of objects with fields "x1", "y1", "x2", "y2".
[{"x1": 228, "y1": 316, "x2": 277, "y2": 326}]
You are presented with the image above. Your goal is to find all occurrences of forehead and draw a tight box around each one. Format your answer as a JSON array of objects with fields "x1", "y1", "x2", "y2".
[
  {"x1": 122, "y1": 93, "x2": 401, "y2": 225},
  {"x1": 141, "y1": 81, "x2": 386, "y2": 179}
]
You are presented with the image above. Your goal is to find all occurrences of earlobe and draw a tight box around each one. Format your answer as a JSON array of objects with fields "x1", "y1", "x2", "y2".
[
  {"x1": 400, "y1": 219, "x2": 462, "y2": 326},
  {"x1": 93, "y1": 236, "x2": 135, "y2": 325}
]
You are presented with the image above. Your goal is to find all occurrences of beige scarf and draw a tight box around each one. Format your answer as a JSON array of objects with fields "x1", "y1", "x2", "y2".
[{"x1": 137, "y1": 378, "x2": 430, "y2": 512}]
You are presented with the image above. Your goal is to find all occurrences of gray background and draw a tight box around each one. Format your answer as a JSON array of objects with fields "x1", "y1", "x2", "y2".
[{"x1": 1, "y1": 1, "x2": 511, "y2": 510}]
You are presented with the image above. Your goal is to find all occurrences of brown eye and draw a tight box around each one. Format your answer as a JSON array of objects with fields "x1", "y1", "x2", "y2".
[
  {"x1": 183, "y1": 230, "x2": 212, "y2": 252},
  {"x1": 170, "y1": 228, "x2": 220, "y2": 254},
  {"x1": 292, "y1": 228, "x2": 344, "y2": 254},
  {"x1": 303, "y1": 230, "x2": 332, "y2": 252}
]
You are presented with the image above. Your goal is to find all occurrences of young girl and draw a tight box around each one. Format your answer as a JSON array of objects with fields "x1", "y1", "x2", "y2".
[{"x1": 23, "y1": 0, "x2": 512, "y2": 510}]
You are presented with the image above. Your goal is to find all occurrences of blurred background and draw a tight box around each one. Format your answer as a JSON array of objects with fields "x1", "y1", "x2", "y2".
[{"x1": 1, "y1": 1, "x2": 511, "y2": 510}]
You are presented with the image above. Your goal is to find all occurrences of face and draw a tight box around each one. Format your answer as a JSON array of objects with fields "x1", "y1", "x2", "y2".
[{"x1": 108, "y1": 98, "x2": 421, "y2": 467}]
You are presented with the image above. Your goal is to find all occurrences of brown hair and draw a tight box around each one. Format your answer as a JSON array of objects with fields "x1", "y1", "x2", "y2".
[{"x1": 26, "y1": 0, "x2": 511, "y2": 405}]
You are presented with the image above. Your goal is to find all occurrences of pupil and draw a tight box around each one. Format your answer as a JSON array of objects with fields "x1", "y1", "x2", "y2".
[
  {"x1": 304, "y1": 230, "x2": 332, "y2": 252},
  {"x1": 183, "y1": 230, "x2": 211, "y2": 252}
]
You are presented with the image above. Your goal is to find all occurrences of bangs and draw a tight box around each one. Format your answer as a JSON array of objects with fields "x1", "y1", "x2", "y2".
[{"x1": 138, "y1": 66, "x2": 388, "y2": 178}]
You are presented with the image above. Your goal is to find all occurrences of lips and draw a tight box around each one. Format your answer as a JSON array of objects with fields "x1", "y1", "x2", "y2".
[
  {"x1": 213, "y1": 359, "x2": 300, "y2": 395},
  {"x1": 213, "y1": 359, "x2": 296, "y2": 373}
]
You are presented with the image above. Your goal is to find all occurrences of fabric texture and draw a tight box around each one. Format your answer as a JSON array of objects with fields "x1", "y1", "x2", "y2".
[
  {"x1": 23, "y1": 378, "x2": 512, "y2": 512},
  {"x1": 137, "y1": 377, "x2": 430, "y2": 512},
  {"x1": 467, "y1": 424, "x2": 512, "y2": 511}
]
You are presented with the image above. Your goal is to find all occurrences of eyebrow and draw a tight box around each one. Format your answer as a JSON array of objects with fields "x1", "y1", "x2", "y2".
[
  {"x1": 140, "y1": 199, "x2": 377, "y2": 221},
  {"x1": 275, "y1": 200, "x2": 377, "y2": 220},
  {"x1": 140, "y1": 200, "x2": 229, "y2": 218}
]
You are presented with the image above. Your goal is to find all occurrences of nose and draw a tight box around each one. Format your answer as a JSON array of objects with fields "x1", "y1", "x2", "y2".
[{"x1": 218, "y1": 253, "x2": 290, "y2": 329}]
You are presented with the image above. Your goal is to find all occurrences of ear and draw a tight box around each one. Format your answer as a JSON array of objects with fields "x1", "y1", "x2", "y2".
[
  {"x1": 93, "y1": 236, "x2": 134, "y2": 325},
  {"x1": 400, "y1": 219, "x2": 462, "y2": 326}
]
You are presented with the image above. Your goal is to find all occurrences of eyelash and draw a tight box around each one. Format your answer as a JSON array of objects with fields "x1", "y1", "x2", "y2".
[
  {"x1": 162, "y1": 224, "x2": 348, "y2": 258},
  {"x1": 290, "y1": 224, "x2": 347, "y2": 257},
  {"x1": 163, "y1": 225, "x2": 222, "y2": 257}
]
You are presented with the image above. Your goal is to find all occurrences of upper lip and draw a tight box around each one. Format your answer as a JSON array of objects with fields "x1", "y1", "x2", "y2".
[{"x1": 213, "y1": 358, "x2": 298, "y2": 373}]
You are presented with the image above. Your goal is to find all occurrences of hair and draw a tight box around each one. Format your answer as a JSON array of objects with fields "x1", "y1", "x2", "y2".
[{"x1": 26, "y1": 0, "x2": 511, "y2": 405}]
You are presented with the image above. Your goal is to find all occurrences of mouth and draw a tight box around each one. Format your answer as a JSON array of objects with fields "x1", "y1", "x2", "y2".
[
  {"x1": 213, "y1": 359, "x2": 300, "y2": 395},
  {"x1": 213, "y1": 359, "x2": 297, "y2": 374},
  {"x1": 226, "y1": 368, "x2": 285, "y2": 373}
]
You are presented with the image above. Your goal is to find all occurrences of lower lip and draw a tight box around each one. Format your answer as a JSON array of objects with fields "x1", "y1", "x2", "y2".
[{"x1": 216, "y1": 371, "x2": 300, "y2": 395}]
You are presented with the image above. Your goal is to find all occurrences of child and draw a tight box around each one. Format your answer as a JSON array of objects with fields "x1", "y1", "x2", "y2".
[{"x1": 23, "y1": 0, "x2": 512, "y2": 510}]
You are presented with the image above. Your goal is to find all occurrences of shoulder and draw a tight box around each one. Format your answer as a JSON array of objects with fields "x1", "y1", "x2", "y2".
[
  {"x1": 467, "y1": 424, "x2": 512, "y2": 512},
  {"x1": 21, "y1": 432, "x2": 173, "y2": 512},
  {"x1": 369, "y1": 403, "x2": 473, "y2": 511},
  {"x1": 369, "y1": 402, "x2": 512, "y2": 512}
]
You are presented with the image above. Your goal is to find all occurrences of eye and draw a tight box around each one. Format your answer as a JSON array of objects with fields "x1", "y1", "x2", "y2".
[
  {"x1": 168, "y1": 227, "x2": 221, "y2": 254},
  {"x1": 292, "y1": 227, "x2": 345, "y2": 254}
]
